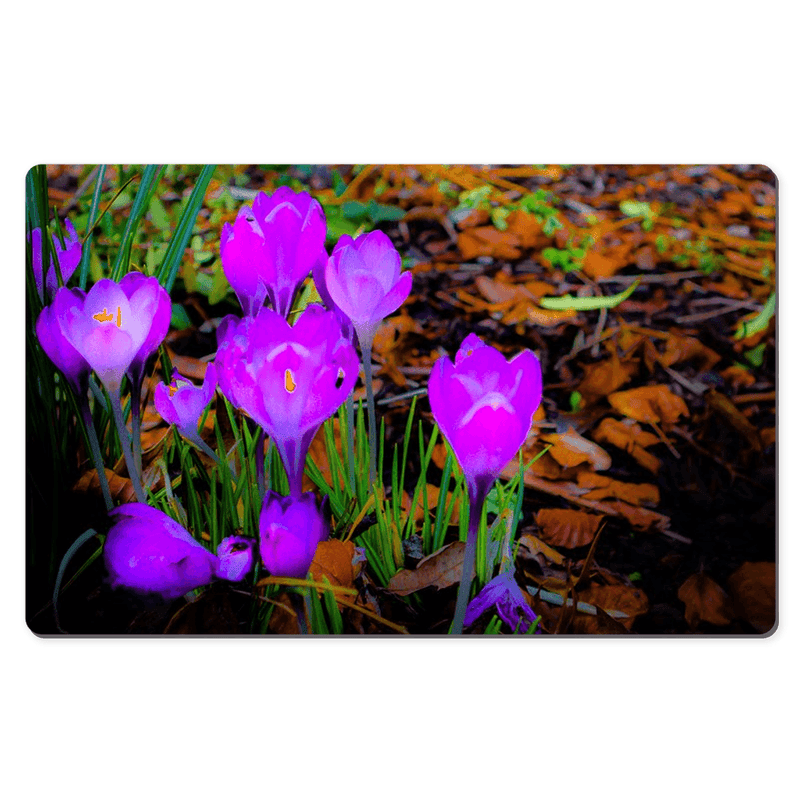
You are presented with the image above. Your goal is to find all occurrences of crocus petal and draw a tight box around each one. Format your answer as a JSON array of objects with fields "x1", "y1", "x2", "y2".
[{"x1": 35, "y1": 296, "x2": 91, "y2": 395}]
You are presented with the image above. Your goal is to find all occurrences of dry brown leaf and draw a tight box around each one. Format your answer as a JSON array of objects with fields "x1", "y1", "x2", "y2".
[
  {"x1": 720, "y1": 365, "x2": 756, "y2": 392},
  {"x1": 576, "y1": 354, "x2": 638, "y2": 404},
  {"x1": 386, "y1": 541, "x2": 470, "y2": 596},
  {"x1": 678, "y1": 572, "x2": 735, "y2": 629},
  {"x1": 601, "y1": 500, "x2": 672, "y2": 533},
  {"x1": 474, "y1": 275, "x2": 527, "y2": 305},
  {"x1": 73, "y1": 468, "x2": 137, "y2": 504},
  {"x1": 727, "y1": 562, "x2": 776, "y2": 634},
  {"x1": 659, "y1": 333, "x2": 721, "y2": 371},
  {"x1": 518, "y1": 534, "x2": 566, "y2": 566},
  {"x1": 535, "y1": 508, "x2": 604, "y2": 549},
  {"x1": 607, "y1": 385, "x2": 689, "y2": 430},
  {"x1": 504, "y1": 210, "x2": 543, "y2": 248},
  {"x1": 593, "y1": 417, "x2": 662, "y2": 474},
  {"x1": 166, "y1": 349, "x2": 209, "y2": 381},
  {"x1": 457, "y1": 226, "x2": 523, "y2": 260},
  {"x1": 571, "y1": 582, "x2": 649, "y2": 633},
  {"x1": 582, "y1": 250, "x2": 622, "y2": 279},
  {"x1": 525, "y1": 306, "x2": 580, "y2": 327},
  {"x1": 576, "y1": 471, "x2": 660, "y2": 507},
  {"x1": 541, "y1": 428, "x2": 612, "y2": 471},
  {"x1": 310, "y1": 539, "x2": 360, "y2": 590},
  {"x1": 706, "y1": 390, "x2": 762, "y2": 452}
]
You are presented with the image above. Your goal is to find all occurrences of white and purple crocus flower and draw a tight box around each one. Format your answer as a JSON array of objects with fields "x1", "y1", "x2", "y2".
[{"x1": 29, "y1": 219, "x2": 83, "y2": 304}]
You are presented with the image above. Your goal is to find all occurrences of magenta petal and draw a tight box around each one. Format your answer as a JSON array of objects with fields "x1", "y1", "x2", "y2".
[
  {"x1": 35, "y1": 298, "x2": 91, "y2": 394},
  {"x1": 104, "y1": 503, "x2": 217, "y2": 599}
]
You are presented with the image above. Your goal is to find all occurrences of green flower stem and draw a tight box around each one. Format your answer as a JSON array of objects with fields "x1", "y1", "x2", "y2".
[
  {"x1": 79, "y1": 400, "x2": 113, "y2": 512},
  {"x1": 290, "y1": 591, "x2": 309, "y2": 635},
  {"x1": 108, "y1": 388, "x2": 147, "y2": 504},
  {"x1": 255, "y1": 428, "x2": 266, "y2": 499},
  {"x1": 345, "y1": 391, "x2": 356, "y2": 495},
  {"x1": 185, "y1": 431, "x2": 223, "y2": 467},
  {"x1": 361, "y1": 345, "x2": 378, "y2": 487},
  {"x1": 450, "y1": 491, "x2": 484, "y2": 635},
  {"x1": 130, "y1": 392, "x2": 143, "y2": 479}
]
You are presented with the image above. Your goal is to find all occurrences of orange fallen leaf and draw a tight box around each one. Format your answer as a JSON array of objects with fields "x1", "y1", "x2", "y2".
[
  {"x1": 386, "y1": 541, "x2": 470, "y2": 596},
  {"x1": 526, "y1": 306, "x2": 580, "y2": 327},
  {"x1": 576, "y1": 354, "x2": 638, "y2": 404},
  {"x1": 457, "y1": 226, "x2": 522, "y2": 260},
  {"x1": 576, "y1": 471, "x2": 660, "y2": 507},
  {"x1": 571, "y1": 582, "x2": 649, "y2": 633},
  {"x1": 593, "y1": 417, "x2": 661, "y2": 474},
  {"x1": 535, "y1": 508, "x2": 603, "y2": 549},
  {"x1": 607, "y1": 385, "x2": 689, "y2": 430},
  {"x1": 720, "y1": 365, "x2": 756, "y2": 392},
  {"x1": 659, "y1": 333, "x2": 721, "y2": 371},
  {"x1": 541, "y1": 428, "x2": 612, "y2": 471},
  {"x1": 582, "y1": 250, "x2": 622, "y2": 279},
  {"x1": 310, "y1": 539, "x2": 360, "y2": 590},
  {"x1": 518, "y1": 533, "x2": 566, "y2": 566},
  {"x1": 678, "y1": 572, "x2": 735, "y2": 629},
  {"x1": 600, "y1": 500, "x2": 672, "y2": 533},
  {"x1": 73, "y1": 468, "x2": 137, "y2": 504},
  {"x1": 727, "y1": 562, "x2": 776, "y2": 634}
]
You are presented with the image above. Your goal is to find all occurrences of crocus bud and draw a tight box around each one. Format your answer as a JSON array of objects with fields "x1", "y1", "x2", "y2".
[
  {"x1": 154, "y1": 363, "x2": 217, "y2": 438},
  {"x1": 29, "y1": 219, "x2": 82, "y2": 303},
  {"x1": 220, "y1": 188, "x2": 327, "y2": 318},
  {"x1": 258, "y1": 491, "x2": 329, "y2": 578},
  {"x1": 320, "y1": 230, "x2": 412, "y2": 351},
  {"x1": 428, "y1": 333, "x2": 543, "y2": 503},
  {"x1": 215, "y1": 535, "x2": 255, "y2": 582},
  {"x1": 104, "y1": 503, "x2": 219, "y2": 599}
]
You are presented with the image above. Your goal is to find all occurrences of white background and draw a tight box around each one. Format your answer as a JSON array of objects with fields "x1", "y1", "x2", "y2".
[{"x1": 4, "y1": 2, "x2": 795, "y2": 799}]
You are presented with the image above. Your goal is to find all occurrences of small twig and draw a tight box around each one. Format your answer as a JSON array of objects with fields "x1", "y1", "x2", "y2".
[
  {"x1": 675, "y1": 300, "x2": 759, "y2": 324},
  {"x1": 648, "y1": 420, "x2": 681, "y2": 459},
  {"x1": 661, "y1": 365, "x2": 709, "y2": 397},
  {"x1": 597, "y1": 271, "x2": 705, "y2": 285},
  {"x1": 731, "y1": 391, "x2": 775, "y2": 405}
]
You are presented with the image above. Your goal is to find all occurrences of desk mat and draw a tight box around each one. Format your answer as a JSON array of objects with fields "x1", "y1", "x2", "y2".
[{"x1": 26, "y1": 164, "x2": 776, "y2": 636}]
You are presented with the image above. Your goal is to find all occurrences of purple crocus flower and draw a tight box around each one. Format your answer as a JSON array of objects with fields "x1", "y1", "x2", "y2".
[
  {"x1": 429, "y1": 333, "x2": 542, "y2": 634},
  {"x1": 320, "y1": 230, "x2": 412, "y2": 352},
  {"x1": 154, "y1": 363, "x2": 217, "y2": 439},
  {"x1": 220, "y1": 188, "x2": 327, "y2": 318},
  {"x1": 464, "y1": 571, "x2": 539, "y2": 633},
  {"x1": 258, "y1": 491, "x2": 329, "y2": 578},
  {"x1": 29, "y1": 219, "x2": 82, "y2": 303},
  {"x1": 428, "y1": 333, "x2": 542, "y2": 503},
  {"x1": 49, "y1": 277, "x2": 168, "y2": 395},
  {"x1": 104, "y1": 503, "x2": 254, "y2": 599},
  {"x1": 215, "y1": 304, "x2": 359, "y2": 495}
]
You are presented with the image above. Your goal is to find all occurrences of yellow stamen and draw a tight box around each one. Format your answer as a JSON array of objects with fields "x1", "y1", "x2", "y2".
[
  {"x1": 168, "y1": 385, "x2": 179, "y2": 397},
  {"x1": 285, "y1": 369, "x2": 297, "y2": 393},
  {"x1": 116, "y1": 305, "x2": 122, "y2": 327},
  {"x1": 92, "y1": 307, "x2": 113, "y2": 323}
]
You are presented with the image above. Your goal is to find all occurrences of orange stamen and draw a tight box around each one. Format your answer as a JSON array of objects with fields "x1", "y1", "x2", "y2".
[
  {"x1": 92, "y1": 307, "x2": 113, "y2": 323},
  {"x1": 285, "y1": 369, "x2": 297, "y2": 393}
]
